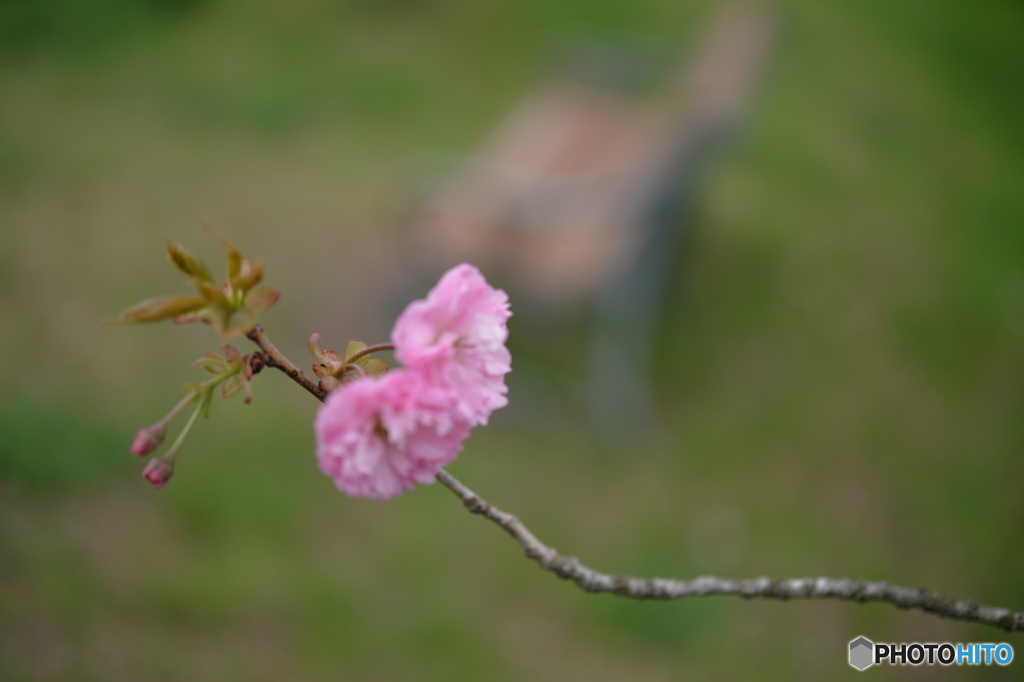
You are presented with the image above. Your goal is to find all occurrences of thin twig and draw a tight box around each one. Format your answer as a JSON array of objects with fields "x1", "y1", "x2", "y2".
[
  {"x1": 346, "y1": 342, "x2": 395, "y2": 365},
  {"x1": 248, "y1": 325, "x2": 1024, "y2": 633},
  {"x1": 247, "y1": 324, "x2": 326, "y2": 401},
  {"x1": 434, "y1": 471, "x2": 1024, "y2": 633}
]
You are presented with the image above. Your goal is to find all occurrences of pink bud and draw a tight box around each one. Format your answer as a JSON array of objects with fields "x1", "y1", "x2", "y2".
[
  {"x1": 142, "y1": 457, "x2": 174, "y2": 488},
  {"x1": 130, "y1": 426, "x2": 165, "y2": 456}
]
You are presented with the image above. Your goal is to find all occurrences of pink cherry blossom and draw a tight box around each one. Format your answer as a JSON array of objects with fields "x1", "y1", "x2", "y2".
[
  {"x1": 392, "y1": 264, "x2": 512, "y2": 426},
  {"x1": 314, "y1": 369, "x2": 471, "y2": 500}
]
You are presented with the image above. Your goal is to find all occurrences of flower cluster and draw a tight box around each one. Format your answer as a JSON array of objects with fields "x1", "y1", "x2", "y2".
[{"x1": 314, "y1": 264, "x2": 512, "y2": 500}]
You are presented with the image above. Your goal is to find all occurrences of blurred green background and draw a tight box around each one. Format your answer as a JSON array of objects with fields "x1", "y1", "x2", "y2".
[{"x1": 1, "y1": 0, "x2": 1023, "y2": 679}]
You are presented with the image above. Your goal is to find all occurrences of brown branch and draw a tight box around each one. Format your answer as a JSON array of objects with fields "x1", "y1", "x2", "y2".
[
  {"x1": 246, "y1": 324, "x2": 326, "y2": 401},
  {"x1": 248, "y1": 324, "x2": 1024, "y2": 633},
  {"x1": 434, "y1": 470, "x2": 1024, "y2": 633}
]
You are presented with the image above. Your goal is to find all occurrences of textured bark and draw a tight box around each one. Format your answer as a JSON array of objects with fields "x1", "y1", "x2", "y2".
[
  {"x1": 435, "y1": 471, "x2": 1024, "y2": 632},
  {"x1": 247, "y1": 324, "x2": 326, "y2": 401}
]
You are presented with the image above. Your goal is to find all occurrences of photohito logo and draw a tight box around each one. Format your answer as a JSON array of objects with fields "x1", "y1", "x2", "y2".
[{"x1": 848, "y1": 636, "x2": 1014, "y2": 670}]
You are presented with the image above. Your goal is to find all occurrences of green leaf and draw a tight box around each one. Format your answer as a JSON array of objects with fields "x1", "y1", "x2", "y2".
[
  {"x1": 309, "y1": 333, "x2": 327, "y2": 362},
  {"x1": 221, "y1": 344, "x2": 243, "y2": 365},
  {"x1": 231, "y1": 259, "x2": 264, "y2": 292},
  {"x1": 195, "y1": 279, "x2": 229, "y2": 306},
  {"x1": 220, "y1": 307, "x2": 257, "y2": 340},
  {"x1": 204, "y1": 225, "x2": 242, "y2": 281},
  {"x1": 221, "y1": 375, "x2": 244, "y2": 399},
  {"x1": 343, "y1": 341, "x2": 367, "y2": 363},
  {"x1": 166, "y1": 241, "x2": 214, "y2": 282},
  {"x1": 360, "y1": 358, "x2": 388, "y2": 377},
  {"x1": 245, "y1": 286, "x2": 279, "y2": 315},
  {"x1": 109, "y1": 295, "x2": 208, "y2": 324},
  {"x1": 191, "y1": 353, "x2": 229, "y2": 374},
  {"x1": 171, "y1": 308, "x2": 213, "y2": 325},
  {"x1": 320, "y1": 350, "x2": 345, "y2": 374}
]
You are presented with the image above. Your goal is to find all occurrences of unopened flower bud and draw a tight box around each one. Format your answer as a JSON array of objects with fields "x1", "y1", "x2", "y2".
[
  {"x1": 143, "y1": 456, "x2": 175, "y2": 488},
  {"x1": 130, "y1": 425, "x2": 165, "y2": 456}
]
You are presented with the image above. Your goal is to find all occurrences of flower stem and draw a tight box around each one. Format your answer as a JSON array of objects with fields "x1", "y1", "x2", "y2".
[
  {"x1": 199, "y1": 364, "x2": 241, "y2": 393},
  {"x1": 161, "y1": 393, "x2": 196, "y2": 427},
  {"x1": 345, "y1": 343, "x2": 394, "y2": 365},
  {"x1": 165, "y1": 397, "x2": 204, "y2": 458}
]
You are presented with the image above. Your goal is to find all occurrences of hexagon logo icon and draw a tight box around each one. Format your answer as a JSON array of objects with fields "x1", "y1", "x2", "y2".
[{"x1": 849, "y1": 636, "x2": 874, "y2": 670}]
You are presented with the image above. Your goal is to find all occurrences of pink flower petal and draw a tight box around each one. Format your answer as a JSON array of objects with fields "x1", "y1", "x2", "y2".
[
  {"x1": 392, "y1": 264, "x2": 512, "y2": 426},
  {"x1": 314, "y1": 370, "x2": 471, "y2": 500}
]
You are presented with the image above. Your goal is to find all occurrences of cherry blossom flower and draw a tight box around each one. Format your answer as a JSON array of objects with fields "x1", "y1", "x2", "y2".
[
  {"x1": 314, "y1": 369, "x2": 471, "y2": 500},
  {"x1": 392, "y1": 264, "x2": 512, "y2": 426}
]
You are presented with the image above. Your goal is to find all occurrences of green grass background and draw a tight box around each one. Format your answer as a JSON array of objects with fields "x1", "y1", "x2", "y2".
[{"x1": 1, "y1": 0, "x2": 1022, "y2": 679}]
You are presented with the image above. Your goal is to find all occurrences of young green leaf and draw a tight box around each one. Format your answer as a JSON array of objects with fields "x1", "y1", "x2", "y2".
[
  {"x1": 110, "y1": 295, "x2": 208, "y2": 324},
  {"x1": 166, "y1": 241, "x2": 214, "y2": 282},
  {"x1": 245, "y1": 286, "x2": 279, "y2": 315}
]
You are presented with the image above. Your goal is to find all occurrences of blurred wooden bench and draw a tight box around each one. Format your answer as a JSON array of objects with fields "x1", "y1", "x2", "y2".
[{"x1": 392, "y1": 4, "x2": 778, "y2": 438}]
